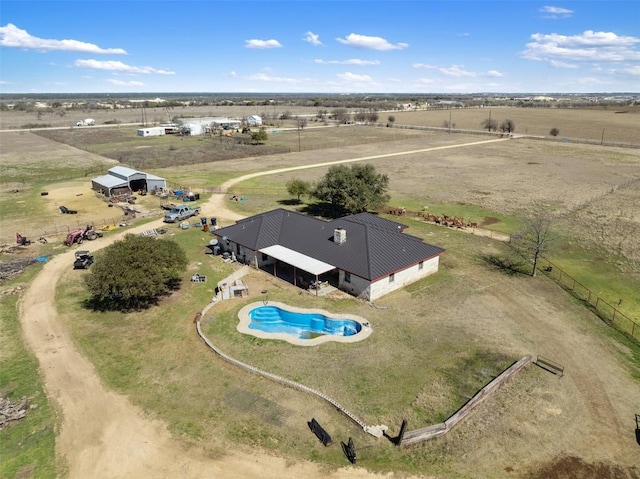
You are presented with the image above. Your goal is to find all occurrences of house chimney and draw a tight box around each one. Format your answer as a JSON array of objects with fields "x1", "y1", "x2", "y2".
[{"x1": 334, "y1": 228, "x2": 346, "y2": 244}]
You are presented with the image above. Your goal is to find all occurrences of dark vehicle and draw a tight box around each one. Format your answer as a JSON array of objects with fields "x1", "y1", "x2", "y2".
[{"x1": 73, "y1": 251, "x2": 94, "y2": 269}]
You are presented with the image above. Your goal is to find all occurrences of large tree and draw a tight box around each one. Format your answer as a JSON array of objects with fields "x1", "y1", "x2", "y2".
[
  {"x1": 313, "y1": 164, "x2": 390, "y2": 215},
  {"x1": 510, "y1": 209, "x2": 556, "y2": 277},
  {"x1": 85, "y1": 235, "x2": 188, "y2": 310}
]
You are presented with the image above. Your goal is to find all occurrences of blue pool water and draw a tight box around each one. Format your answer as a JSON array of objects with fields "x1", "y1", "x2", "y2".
[{"x1": 248, "y1": 305, "x2": 361, "y2": 339}]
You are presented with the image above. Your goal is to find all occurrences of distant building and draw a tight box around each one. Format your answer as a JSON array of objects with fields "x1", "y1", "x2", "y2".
[
  {"x1": 246, "y1": 115, "x2": 263, "y2": 126},
  {"x1": 137, "y1": 126, "x2": 166, "y2": 137}
]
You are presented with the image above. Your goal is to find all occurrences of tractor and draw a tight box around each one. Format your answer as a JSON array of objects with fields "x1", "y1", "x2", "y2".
[{"x1": 64, "y1": 225, "x2": 103, "y2": 246}]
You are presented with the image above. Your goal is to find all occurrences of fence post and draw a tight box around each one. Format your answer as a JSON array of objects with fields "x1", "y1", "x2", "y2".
[
  {"x1": 595, "y1": 297, "x2": 600, "y2": 310},
  {"x1": 612, "y1": 308, "x2": 616, "y2": 323}
]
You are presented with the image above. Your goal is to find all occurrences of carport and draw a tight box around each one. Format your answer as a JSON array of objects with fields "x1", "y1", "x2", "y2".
[{"x1": 259, "y1": 245, "x2": 335, "y2": 295}]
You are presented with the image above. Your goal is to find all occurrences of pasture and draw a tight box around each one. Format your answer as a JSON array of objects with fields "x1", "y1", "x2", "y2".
[{"x1": 1, "y1": 108, "x2": 640, "y2": 478}]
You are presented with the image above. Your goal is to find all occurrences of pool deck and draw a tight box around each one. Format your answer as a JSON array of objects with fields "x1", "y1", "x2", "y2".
[{"x1": 237, "y1": 301, "x2": 372, "y2": 346}]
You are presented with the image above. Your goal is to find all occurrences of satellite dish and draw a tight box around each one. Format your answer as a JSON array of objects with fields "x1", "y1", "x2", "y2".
[{"x1": 209, "y1": 239, "x2": 218, "y2": 246}]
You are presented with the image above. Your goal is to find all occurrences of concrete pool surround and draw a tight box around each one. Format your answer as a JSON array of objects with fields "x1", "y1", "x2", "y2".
[{"x1": 237, "y1": 301, "x2": 372, "y2": 346}]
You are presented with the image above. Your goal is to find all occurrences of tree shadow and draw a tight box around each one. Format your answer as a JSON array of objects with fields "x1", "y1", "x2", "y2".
[
  {"x1": 298, "y1": 201, "x2": 343, "y2": 219},
  {"x1": 479, "y1": 253, "x2": 528, "y2": 276},
  {"x1": 277, "y1": 198, "x2": 301, "y2": 206}
]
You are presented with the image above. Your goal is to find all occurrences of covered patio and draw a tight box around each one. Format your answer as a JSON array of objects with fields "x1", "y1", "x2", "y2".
[{"x1": 259, "y1": 245, "x2": 337, "y2": 295}]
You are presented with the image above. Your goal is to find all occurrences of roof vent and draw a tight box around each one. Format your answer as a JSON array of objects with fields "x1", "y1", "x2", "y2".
[{"x1": 334, "y1": 228, "x2": 347, "y2": 244}]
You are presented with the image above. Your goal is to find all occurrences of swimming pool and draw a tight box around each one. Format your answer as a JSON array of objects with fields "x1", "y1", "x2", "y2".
[{"x1": 237, "y1": 301, "x2": 371, "y2": 346}]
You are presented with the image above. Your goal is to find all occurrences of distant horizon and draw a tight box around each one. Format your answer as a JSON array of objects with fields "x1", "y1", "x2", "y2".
[
  {"x1": 1, "y1": 1, "x2": 638, "y2": 95},
  {"x1": 1, "y1": 91, "x2": 638, "y2": 99}
]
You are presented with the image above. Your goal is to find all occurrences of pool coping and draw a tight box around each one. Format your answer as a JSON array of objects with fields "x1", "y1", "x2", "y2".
[{"x1": 237, "y1": 301, "x2": 372, "y2": 346}]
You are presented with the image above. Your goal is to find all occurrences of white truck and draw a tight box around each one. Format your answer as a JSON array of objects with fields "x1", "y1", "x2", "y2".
[
  {"x1": 163, "y1": 205, "x2": 201, "y2": 223},
  {"x1": 76, "y1": 118, "x2": 95, "y2": 126}
]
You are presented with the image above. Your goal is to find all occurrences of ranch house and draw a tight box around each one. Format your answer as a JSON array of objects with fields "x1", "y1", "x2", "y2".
[{"x1": 213, "y1": 209, "x2": 445, "y2": 301}]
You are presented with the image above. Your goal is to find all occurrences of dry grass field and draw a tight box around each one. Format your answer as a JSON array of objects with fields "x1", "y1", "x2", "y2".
[{"x1": 2, "y1": 112, "x2": 640, "y2": 478}]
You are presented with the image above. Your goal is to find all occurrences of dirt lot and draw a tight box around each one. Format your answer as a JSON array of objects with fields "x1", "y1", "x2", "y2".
[{"x1": 3, "y1": 126, "x2": 640, "y2": 478}]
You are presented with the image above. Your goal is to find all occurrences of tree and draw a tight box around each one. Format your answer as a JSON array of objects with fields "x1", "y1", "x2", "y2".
[
  {"x1": 313, "y1": 164, "x2": 390, "y2": 215},
  {"x1": 500, "y1": 119, "x2": 516, "y2": 134},
  {"x1": 286, "y1": 179, "x2": 311, "y2": 203},
  {"x1": 85, "y1": 235, "x2": 188, "y2": 310},
  {"x1": 387, "y1": 115, "x2": 396, "y2": 126},
  {"x1": 367, "y1": 111, "x2": 379, "y2": 124},
  {"x1": 481, "y1": 118, "x2": 498, "y2": 131},
  {"x1": 510, "y1": 209, "x2": 556, "y2": 277},
  {"x1": 250, "y1": 127, "x2": 268, "y2": 144},
  {"x1": 331, "y1": 108, "x2": 350, "y2": 124},
  {"x1": 296, "y1": 117, "x2": 308, "y2": 129},
  {"x1": 549, "y1": 127, "x2": 560, "y2": 137}
]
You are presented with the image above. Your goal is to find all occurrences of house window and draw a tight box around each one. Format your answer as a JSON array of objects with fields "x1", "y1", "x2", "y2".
[
  {"x1": 419, "y1": 261, "x2": 424, "y2": 270},
  {"x1": 344, "y1": 272, "x2": 351, "y2": 283},
  {"x1": 389, "y1": 273, "x2": 395, "y2": 283}
]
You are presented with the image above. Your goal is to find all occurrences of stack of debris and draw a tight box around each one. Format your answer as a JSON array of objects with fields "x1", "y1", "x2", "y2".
[
  {"x1": 0, "y1": 396, "x2": 31, "y2": 431},
  {"x1": 0, "y1": 257, "x2": 39, "y2": 282}
]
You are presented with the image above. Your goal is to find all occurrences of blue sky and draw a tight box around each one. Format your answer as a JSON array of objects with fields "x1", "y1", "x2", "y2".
[{"x1": 1, "y1": 1, "x2": 638, "y2": 94}]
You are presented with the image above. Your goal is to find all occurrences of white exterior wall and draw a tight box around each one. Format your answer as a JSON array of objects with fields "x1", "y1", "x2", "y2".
[
  {"x1": 338, "y1": 271, "x2": 372, "y2": 300},
  {"x1": 137, "y1": 127, "x2": 165, "y2": 137},
  {"x1": 146, "y1": 178, "x2": 166, "y2": 192},
  {"x1": 369, "y1": 256, "x2": 440, "y2": 301}
]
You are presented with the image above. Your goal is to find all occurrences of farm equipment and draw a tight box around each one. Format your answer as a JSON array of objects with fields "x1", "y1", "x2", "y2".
[
  {"x1": 59, "y1": 205, "x2": 78, "y2": 214},
  {"x1": 16, "y1": 233, "x2": 31, "y2": 246},
  {"x1": 64, "y1": 225, "x2": 103, "y2": 246},
  {"x1": 73, "y1": 251, "x2": 94, "y2": 269}
]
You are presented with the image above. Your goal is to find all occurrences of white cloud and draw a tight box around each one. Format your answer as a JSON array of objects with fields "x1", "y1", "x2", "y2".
[
  {"x1": 107, "y1": 79, "x2": 144, "y2": 86},
  {"x1": 550, "y1": 59, "x2": 579, "y2": 68},
  {"x1": 412, "y1": 63, "x2": 437, "y2": 70},
  {"x1": 0, "y1": 23, "x2": 127, "y2": 54},
  {"x1": 314, "y1": 58, "x2": 380, "y2": 66},
  {"x1": 413, "y1": 63, "x2": 502, "y2": 78},
  {"x1": 229, "y1": 71, "x2": 237, "y2": 77},
  {"x1": 522, "y1": 30, "x2": 640, "y2": 63},
  {"x1": 246, "y1": 73, "x2": 300, "y2": 83},
  {"x1": 440, "y1": 65, "x2": 477, "y2": 77},
  {"x1": 540, "y1": 6, "x2": 574, "y2": 19},
  {"x1": 74, "y1": 59, "x2": 175, "y2": 75},
  {"x1": 304, "y1": 31, "x2": 322, "y2": 46},
  {"x1": 336, "y1": 33, "x2": 408, "y2": 51},
  {"x1": 336, "y1": 72, "x2": 376, "y2": 83},
  {"x1": 245, "y1": 39, "x2": 282, "y2": 49}
]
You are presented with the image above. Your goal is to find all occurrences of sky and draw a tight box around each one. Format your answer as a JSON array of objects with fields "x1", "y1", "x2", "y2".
[{"x1": 1, "y1": 1, "x2": 638, "y2": 94}]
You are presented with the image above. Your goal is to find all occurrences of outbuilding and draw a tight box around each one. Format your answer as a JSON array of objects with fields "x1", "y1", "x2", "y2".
[
  {"x1": 246, "y1": 115, "x2": 263, "y2": 126},
  {"x1": 137, "y1": 127, "x2": 166, "y2": 137},
  {"x1": 91, "y1": 166, "x2": 167, "y2": 198}
]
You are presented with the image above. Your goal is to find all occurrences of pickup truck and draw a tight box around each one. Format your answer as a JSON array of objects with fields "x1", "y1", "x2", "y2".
[{"x1": 163, "y1": 205, "x2": 201, "y2": 223}]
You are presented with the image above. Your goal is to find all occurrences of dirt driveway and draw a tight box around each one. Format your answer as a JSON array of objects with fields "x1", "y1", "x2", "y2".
[{"x1": 16, "y1": 137, "x2": 640, "y2": 478}]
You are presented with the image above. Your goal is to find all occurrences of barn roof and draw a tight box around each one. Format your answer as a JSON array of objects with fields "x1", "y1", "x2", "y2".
[{"x1": 214, "y1": 209, "x2": 444, "y2": 280}]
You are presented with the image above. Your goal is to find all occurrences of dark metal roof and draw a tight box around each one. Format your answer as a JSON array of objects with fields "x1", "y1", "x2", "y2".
[{"x1": 214, "y1": 209, "x2": 445, "y2": 281}]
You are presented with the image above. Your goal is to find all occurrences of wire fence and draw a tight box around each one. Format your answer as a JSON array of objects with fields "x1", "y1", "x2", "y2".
[{"x1": 539, "y1": 258, "x2": 639, "y2": 341}]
